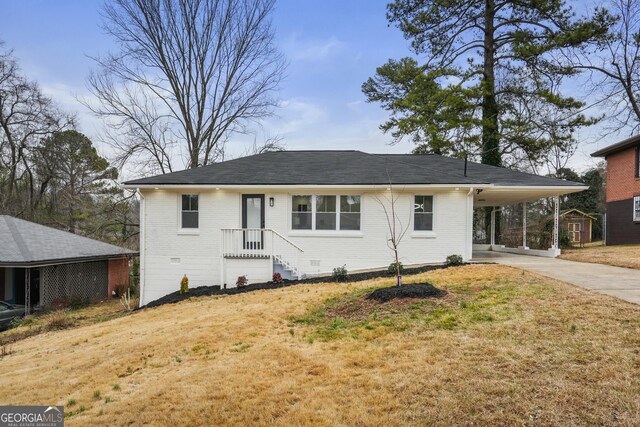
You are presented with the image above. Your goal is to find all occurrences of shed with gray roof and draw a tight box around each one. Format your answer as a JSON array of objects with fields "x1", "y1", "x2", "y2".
[{"x1": 0, "y1": 215, "x2": 138, "y2": 311}]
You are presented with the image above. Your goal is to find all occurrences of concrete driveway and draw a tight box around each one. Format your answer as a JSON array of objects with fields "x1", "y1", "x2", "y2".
[{"x1": 473, "y1": 251, "x2": 640, "y2": 305}]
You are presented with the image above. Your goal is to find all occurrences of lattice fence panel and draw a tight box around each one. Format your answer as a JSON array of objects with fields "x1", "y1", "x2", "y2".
[{"x1": 40, "y1": 261, "x2": 108, "y2": 306}]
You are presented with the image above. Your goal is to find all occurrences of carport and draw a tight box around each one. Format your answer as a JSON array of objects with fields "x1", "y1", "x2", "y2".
[
  {"x1": 1, "y1": 215, "x2": 137, "y2": 313},
  {"x1": 470, "y1": 180, "x2": 588, "y2": 258}
]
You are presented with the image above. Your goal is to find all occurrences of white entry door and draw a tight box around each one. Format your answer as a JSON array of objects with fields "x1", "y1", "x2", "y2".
[{"x1": 242, "y1": 194, "x2": 265, "y2": 250}]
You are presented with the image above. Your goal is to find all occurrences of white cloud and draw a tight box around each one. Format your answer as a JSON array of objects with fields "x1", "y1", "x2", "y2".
[{"x1": 285, "y1": 34, "x2": 345, "y2": 62}]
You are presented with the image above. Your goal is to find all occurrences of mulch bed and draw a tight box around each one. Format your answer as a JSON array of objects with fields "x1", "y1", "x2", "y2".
[
  {"x1": 366, "y1": 283, "x2": 444, "y2": 303},
  {"x1": 142, "y1": 263, "x2": 459, "y2": 309}
]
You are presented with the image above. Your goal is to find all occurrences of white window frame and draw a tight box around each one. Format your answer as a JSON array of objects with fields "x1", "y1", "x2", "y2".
[
  {"x1": 289, "y1": 194, "x2": 363, "y2": 236},
  {"x1": 634, "y1": 196, "x2": 640, "y2": 222},
  {"x1": 178, "y1": 193, "x2": 200, "y2": 234},
  {"x1": 412, "y1": 194, "x2": 437, "y2": 238}
]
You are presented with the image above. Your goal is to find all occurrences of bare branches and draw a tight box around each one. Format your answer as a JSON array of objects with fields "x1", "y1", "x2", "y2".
[
  {"x1": 0, "y1": 44, "x2": 74, "y2": 215},
  {"x1": 87, "y1": 0, "x2": 286, "y2": 173},
  {"x1": 372, "y1": 169, "x2": 412, "y2": 286}
]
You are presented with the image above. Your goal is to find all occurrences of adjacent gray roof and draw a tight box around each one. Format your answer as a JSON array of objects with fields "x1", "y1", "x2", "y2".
[
  {"x1": 123, "y1": 150, "x2": 583, "y2": 187},
  {"x1": 0, "y1": 216, "x2": 137, "y2": 267},
  {"x1": 591, "y1": 135, "x2": 640, "y2": 157}
]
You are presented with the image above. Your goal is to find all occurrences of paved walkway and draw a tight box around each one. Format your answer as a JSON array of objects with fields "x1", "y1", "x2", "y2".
[{"x1": 473, "y1": 251, "x2": 640, "y2": 305}]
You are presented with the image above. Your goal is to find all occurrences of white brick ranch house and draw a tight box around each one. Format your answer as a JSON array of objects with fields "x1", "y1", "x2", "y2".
[{"x1": 123, "y1": 150, "x2": 586, "y2": 306}]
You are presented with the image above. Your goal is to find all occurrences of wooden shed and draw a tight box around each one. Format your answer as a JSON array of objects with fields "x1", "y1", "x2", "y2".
[{"x1": 560, "y1": 209, "x2": 596, "y2": 245}]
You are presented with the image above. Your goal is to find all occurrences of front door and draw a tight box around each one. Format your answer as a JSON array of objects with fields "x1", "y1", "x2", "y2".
[
  {"x1": 242, "y1": 194, "x2": 265, "y2": 250},
  {"x1": 568, "y1": 222, "x2": 581, "y2": 243}
]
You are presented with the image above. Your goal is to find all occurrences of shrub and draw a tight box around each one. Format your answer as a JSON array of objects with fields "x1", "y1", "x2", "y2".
[
  {"x1": 43, "y1": 310, "x2": 72, "y2": 331},
  {"x1": 445, "y1": 254, "x2": 464, "y2": 266},
  {"x1": 272, "y1": 272, "x2": 284, "y2": 284},
  {"x1": 113, "y1": 283, "x2": 129, "y2": 298},
  {"x1": 236, "y1": 275, "x2": 248, "y2": 287},
  {"x1": 387, "y1": 261, "x2": 403, "y2": 276},
  {"x1": 180, "y1": 275, "x2": 189, "y2": 294},
  {"x1": 332, "y1": 265, "x2": 348, "y2": 282}
]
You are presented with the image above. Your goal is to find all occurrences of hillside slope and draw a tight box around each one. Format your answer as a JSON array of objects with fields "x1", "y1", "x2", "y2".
[{"x1": 0, "y1": 265, "x2": 639, "y2": 426}]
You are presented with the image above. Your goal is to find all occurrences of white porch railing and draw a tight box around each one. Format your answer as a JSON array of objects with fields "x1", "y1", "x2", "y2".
[{"x1": 220, "y1": 228, "x2": 304, "y2": 277}]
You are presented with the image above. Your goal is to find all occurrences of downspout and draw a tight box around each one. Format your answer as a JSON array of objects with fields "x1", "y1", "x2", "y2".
[
  {"x1": 137, "y1": 188, "x2": 146, "y2": 306},
  {"x1": 466, "y1": 188, "x2": 474, "y2": 261}
]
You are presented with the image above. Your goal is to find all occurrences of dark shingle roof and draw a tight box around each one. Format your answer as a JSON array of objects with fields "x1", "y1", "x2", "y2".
[
  {"x1": 123, "y1": 150, "x2": 583, "y2": 187},
  {"x1": 0, "y1": 216, "x2": 137, "y2": 266},
  {"x1": 591, "y1": 135, "x2": 640, "y2": 157}
]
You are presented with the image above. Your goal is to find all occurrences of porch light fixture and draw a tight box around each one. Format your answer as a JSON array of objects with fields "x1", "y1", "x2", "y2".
[
  {"x1": 269, "y1": 197, "x2": 275, "y2": 207},
  {"x1": 154, "y1": 187, "x2": 159, "y2": 190},
  {"x1": 216, "y1": 187, "x2": 220, "y2": 190}
]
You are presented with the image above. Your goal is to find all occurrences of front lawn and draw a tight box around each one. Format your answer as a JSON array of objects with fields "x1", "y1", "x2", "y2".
[
  {"x1": 0, "y1": 265, "x2": 638, "y2": 425},
  {"x1": 560, "y1": 244, "x2": 640, "y2": 270}
]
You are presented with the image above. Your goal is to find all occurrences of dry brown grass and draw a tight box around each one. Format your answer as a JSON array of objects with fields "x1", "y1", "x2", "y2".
[
  {"x1": 0, "y1": 265, "x2": 639, "y2": 426},
  {"x1": 0, "y1": 299, "x2": 131, "y2": 346},
  {"x1": 560, "y1": 244, "x2": 640, "y2": 270}
]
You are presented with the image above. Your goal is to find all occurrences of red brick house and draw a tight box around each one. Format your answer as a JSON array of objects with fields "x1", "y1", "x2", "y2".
[{"x1": 592, "y1": 135, "x2": 640, "y2": 245}]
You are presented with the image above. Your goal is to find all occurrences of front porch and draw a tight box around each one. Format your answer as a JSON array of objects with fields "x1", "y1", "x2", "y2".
[{"x1": 220, "y1": 228, "x2": 304, "y2": 287}]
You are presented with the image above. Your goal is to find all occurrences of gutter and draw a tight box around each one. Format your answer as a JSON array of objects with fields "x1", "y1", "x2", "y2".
[
  {"x1": 122, "y1": 183, "x2": 494, "y2": 190},
  {"x1": 0, "y1": 253, "x2": 138, "y2": 269}
]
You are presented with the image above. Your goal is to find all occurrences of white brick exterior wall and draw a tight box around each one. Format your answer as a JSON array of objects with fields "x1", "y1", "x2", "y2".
[{"x1": 139, "y1": 187, "x2": 473, "y2": 305}]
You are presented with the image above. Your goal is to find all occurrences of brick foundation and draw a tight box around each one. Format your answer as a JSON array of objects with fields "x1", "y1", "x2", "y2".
[{"x1": 108, "y1": 258, "x2": 130, "y2": 297}]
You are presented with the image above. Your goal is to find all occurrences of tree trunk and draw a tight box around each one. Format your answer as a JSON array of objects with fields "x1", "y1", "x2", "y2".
[
  {"x1": 482, "y1": 0, "x2": 501, "y2": 241},
  {"x1": 481, "y1": 0, "x2": 500, "y2": 167}
]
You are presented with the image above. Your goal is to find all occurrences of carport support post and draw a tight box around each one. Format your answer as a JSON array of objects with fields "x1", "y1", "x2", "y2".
[
  {"x1": 490, "y1": 207, "x2": 496, "y2": 247},
  {"x1": 552, "y1": 196, "x2": 560, "y2": 249},
  {"x1": 522, "y1": 202, "x2": 527, "y2": 248},
  {"x1": 24, "y1": 268, "x2": 31, "y2": 316}
]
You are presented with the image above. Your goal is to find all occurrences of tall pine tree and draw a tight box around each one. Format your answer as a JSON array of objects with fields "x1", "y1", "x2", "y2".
[{"x1": 364, "y1": 0, "x2": 611, "y2": 168}]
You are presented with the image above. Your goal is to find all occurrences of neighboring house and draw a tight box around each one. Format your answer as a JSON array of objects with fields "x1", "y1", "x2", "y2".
[
  {"x1": 560, "y1": 209, "x2": 595, "y2": 245},
  {"x1": 123, "y1": 150, "x2": 586, "y2": 306},
  {"x1": 592, "y1": 135, "x2": 640, "y2": 245},
  {"x1": 0, "y1": 215, "x2": 137, "y2": 312}
]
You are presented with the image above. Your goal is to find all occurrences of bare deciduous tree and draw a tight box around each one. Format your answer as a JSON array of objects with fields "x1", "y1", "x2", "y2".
[
  {"x1": 373, "y1": 173, "x2": 411, "y2": 287},
  {"x1": 0, "y1": 43, "x2": 73, "y2": 217},
  {"x1": 86, "y1": 0, "x2": 286, "y2": 173},
  {"x1": 572, "y1": 0, "x2": 640, "y2": 132}
]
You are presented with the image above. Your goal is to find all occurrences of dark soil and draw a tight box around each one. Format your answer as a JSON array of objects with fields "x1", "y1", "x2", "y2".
[
  {"x1": 142, "y1": 263, "x2": 460, "y2": 309},
  {"x1": 366, "y1": 283, "x2": 444, "y2": 303}
]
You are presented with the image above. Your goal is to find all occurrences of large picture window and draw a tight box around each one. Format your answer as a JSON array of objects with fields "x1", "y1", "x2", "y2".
[
  {"x1": 414, "y1": 195, "x2": 434, "y2": 231},
  {"x1": 181, "y1": 194, "x2": 199, "y2": 229},
  {"x1": 291, "y1": 195, "x2": 361, "y2": 231},
  {"x1": 634, "y1": 196, "x2": 640, "y2": 222}
]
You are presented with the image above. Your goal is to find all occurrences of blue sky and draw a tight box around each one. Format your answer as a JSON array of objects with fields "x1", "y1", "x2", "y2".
[{"x1": 1, "y1": 0, "x2": 616, "y2": 174}]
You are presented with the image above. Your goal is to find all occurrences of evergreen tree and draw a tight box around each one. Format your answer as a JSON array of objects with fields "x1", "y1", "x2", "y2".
[{"x1": 363, "y1": 0, "x2": 611, "y2": 167}]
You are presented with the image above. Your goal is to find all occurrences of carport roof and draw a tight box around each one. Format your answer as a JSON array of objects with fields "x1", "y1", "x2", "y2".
[{"x1": 0, "y1": 215, "x2": 137, "y2": 267}]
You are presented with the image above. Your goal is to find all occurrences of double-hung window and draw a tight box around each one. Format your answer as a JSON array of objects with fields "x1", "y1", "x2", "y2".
[
  {"x1": 316, "y1": 196, "x2": 337, "y2": 230},
  {"x1": 291, "y1": 195, "x2": 361, "y2": 231},
  {"x1": 181, "y1": 194, "x2": 199, "y2": 229},
  {"x1": 634, "y1": 196, "x2": 640, "y2": 222},
  {"x1": 340, "y1": 196, "x2": 361, "y2": 230},
  {"x1": 291, "y1": 195, "x2": 312, "y2": 230},
  {"x1": 414, "y1": 195, "x2": 434, "y2": 231}
]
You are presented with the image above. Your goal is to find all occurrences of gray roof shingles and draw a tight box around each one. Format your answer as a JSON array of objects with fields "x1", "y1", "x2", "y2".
[
  {"x1": 0, "y1": 215, "x2": 137, "y2": 266},
  {"x1": 123, "y1": 150, "x2": 583, "y2": 187}
]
